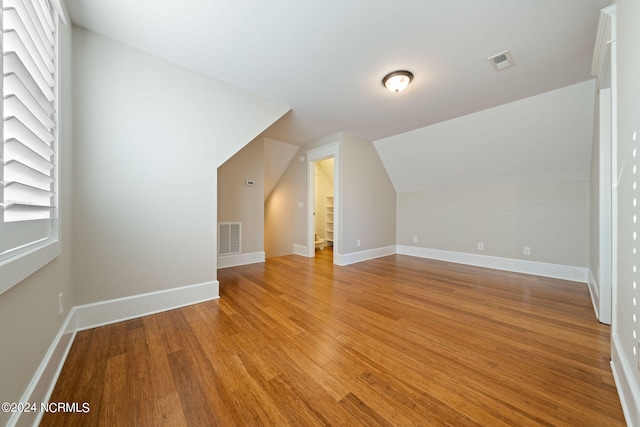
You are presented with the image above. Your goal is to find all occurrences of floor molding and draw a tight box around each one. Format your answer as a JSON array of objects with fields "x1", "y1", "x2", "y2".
[
  {"x1": 334, "y1": 245, "x2": 397, "y2": 266},
  {"x1": 218, "y1": 251, "x2": 265, "y2": 269},
  {"x1": 611, "y1": 332, "x2": 640, "y2": 427},
  {"x1": 293, "y1": 244, "x2": 309, "y2": 257},
  {"x1": 397, "y1": 245, "x2": 588, "y2": 283},
  {"x1": 74, "y1": 281, "x2": 219, "y2": 331},
  {"x1": 9, "y1": 280, "x2": 219, "y2": 426},
  {"x1": 9, "y1": 310, "x2": 77, "y2": 427},
  {"x1": 299, "y1": 244, "x2": 587, "y2": 283}
]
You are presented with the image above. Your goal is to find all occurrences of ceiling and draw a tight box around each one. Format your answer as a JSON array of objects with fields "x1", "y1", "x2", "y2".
[
  {"x1": 374, "y1": 79, "x2": 596, "y2": 192},
  {"x1": 65, "y1": 0, "x2": 610, "y2": 146}
]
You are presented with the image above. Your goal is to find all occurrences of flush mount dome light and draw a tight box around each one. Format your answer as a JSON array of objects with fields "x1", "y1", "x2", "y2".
[{"x1": 382, "y1": 70, "x2": 413, "y2": 93}]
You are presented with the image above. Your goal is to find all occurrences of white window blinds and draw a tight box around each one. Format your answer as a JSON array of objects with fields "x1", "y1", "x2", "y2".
[{"x1": 1, "y1": 0, "x2": 58, "y2": 258}]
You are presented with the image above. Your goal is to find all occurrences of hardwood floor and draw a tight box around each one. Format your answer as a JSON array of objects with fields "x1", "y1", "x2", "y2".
[{"x1": 41, "y1": 249, "x2": 625, "y2": 426}]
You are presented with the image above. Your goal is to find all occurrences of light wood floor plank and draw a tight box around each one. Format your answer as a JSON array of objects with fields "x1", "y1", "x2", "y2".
[{"x1": 41, "y1": 250, "x2": 625, "y2": 426}]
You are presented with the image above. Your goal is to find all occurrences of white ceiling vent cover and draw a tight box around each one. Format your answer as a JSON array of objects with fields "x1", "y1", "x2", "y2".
[
  {"x1": 219, "y1": 222, "x2": 241, "y2": 255},
  {"x1": 489, "y1": 50, "x2": 515, "y2": 72}
]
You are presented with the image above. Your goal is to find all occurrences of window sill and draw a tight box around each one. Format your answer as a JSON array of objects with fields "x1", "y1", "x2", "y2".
[{"x1": 0, "y1": 240, "x2": 60, "y2": 295}]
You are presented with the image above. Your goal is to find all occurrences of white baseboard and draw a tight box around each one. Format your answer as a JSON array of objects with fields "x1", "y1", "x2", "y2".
[
  {"x1": 293, "y1": 243, "x2": 587, "y2": 283},
  {"x1": 9, "y1": 280, "x2": 220, "y2": 427},
  {"x1": 217, "y1": 251, "x2": 265, "y2": 269},
  {"x1": 611, "y1": 332, "x2": 640, "y2": 427},
  {"x1": 9, "y1": 310, "x2": 77, "y2": 427},
  {"x1": 335, "y1": 245, "x2": 396, "y2": 266},
  {"x1": 397, "y1": 245, "x2": 588, "y2": 283},
  {"x1": 75, "y1": 280, "x2": 219, "y2": 331},
  {"x1": 293, "y1": 244, "x2": 309, "y2": 257}
]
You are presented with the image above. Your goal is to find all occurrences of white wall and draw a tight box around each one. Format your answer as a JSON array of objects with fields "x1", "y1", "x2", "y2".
[
  {"x1": 264, "y1": 149, "x2": 307, "y2": 258},
  {"x1": 72, "y1": 26, "x2": 289, "y2": 304},
  {"x1": 376, "y1": 80, "x2": 595, "y2": 270},
  {"x1": 265, "y1": 133, "x2": 339, "y2": 258},
  {"x1": 218, "y1": 138, "x2": 265, "y2": 255},
  {"x1": 265, "y1": 132, "x2": 396, "y2": 258},
  {"x1": 0, "y1": 15, "x2": 74, "y2": 427},
  {"x1": 374, "y1": 80, "x2": 596, "y2": 193},
  {"x1": 612, "y1": 1, "x2": 640, "y2": 424},
  {"x1": 398, "y1": 179, "x2": 589, "y2": 267},
  {"x1": 0, "y1": 24, "x2": 288, "y2": 425},
  {"x1": 340, "y1": 133, "x2": 396, "y2": 254}
]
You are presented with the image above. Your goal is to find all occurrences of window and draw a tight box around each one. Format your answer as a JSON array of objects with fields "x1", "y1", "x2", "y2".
[{"x1": 0, "y1": 0, "x2": 65, "y2": 294}]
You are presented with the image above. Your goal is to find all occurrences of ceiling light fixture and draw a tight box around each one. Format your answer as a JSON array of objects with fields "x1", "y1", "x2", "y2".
[{"x1": 382, "y1": 70, "x2": 413, "y2": 93}]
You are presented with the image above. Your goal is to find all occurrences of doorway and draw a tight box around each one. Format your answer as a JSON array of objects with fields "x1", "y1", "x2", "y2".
[
  {"x1": 597, "y1": 86, "x2": 613, "y2": 325},
  {"x1": 590, "y1": 5, "x2": 616, "y2": 325},
  {"x1": 306, "y1": 143, "x2": 339, "y2": 264},
  {"x1": 313, "y1": 158, "x2": 334, "y2": 257}
]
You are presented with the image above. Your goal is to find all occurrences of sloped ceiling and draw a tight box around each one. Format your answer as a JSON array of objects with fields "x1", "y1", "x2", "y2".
[
  {"x1": 264, "y1": 138, "x2": 299, "y2": 200},
  {"x1": 374, "y1": 80, "x2": 596, "y2": 193}
]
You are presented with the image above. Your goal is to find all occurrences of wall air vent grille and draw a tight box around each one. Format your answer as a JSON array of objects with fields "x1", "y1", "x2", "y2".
[
  {"x1": 489, "y1": 50, "x2": 515, "y2": 72},
  {"x1": 219, "y1": 222, "x2": 241, "y2": 255}
]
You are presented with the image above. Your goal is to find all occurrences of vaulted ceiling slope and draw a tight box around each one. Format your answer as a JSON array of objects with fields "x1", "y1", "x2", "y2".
[
  {"x1": 66, "y1": 0, "x2": 609, "y2": 145},
  {"x1": 374, "y1": 80, "x2": 596, "y2": 193},
  {"x1": 264, "y1": 138, "x2": 299, "y2": 201}
]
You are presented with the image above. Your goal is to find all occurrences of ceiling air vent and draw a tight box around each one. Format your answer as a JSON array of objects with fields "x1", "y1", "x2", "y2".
[{"x1": 489, "y1": 50, "x2": 515, "y2": 72}]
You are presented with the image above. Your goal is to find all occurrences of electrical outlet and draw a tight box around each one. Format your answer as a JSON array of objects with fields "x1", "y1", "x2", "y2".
[
  {"x1": 524, "y1": 247, "x2": 531, "y2": 256},
  {"x1": 478, "y1": 242, "x2": 484, "y2": 250},
  {"x1": 412, "y1": 236, "x2": 418, "y2": 243},
  {"x1": 58, "y1": 292, "x2": 64, "y2": 316},
  {"x1": 357, "y1": 240, "x2": 361, "y2": 247}
]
